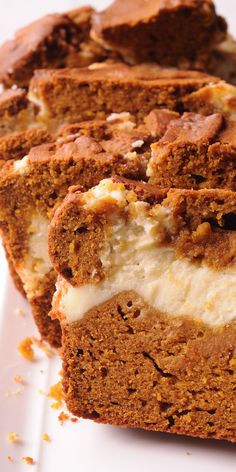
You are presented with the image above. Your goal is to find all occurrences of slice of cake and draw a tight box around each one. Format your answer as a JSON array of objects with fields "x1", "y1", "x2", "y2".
[
  {"x1": 28, "y1": 65, "x2": 217, "y2": 131},
  {"x1": 0, "y1": 127, "x2": 52, "y2": 295},
  {"x1": 0, "y1": 110, "x2": 173, "y2": 346},
  {"x1": 0, "y1": 7, "x2": 108, "y2": 89},
  {"x1": 0, "y1": 65, "x2": 216, "y2": 136},
  {"x1": 92, "y1": 0, "x2": 226, "y2": 68},
  {"x1": 49, "y1": 177, "x2": 236, "y2": 442},
  {"x1": 147, "y1": 111, "x2": 236, "y2": 190}
]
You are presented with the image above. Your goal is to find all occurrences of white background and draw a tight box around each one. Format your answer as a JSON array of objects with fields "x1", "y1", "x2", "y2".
[{"x1": 0, "y1": 1, "x2": 236, "y2": 471}]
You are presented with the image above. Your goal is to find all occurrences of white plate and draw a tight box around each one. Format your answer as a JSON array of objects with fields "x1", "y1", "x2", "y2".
[{"x1": 0, "y1": 1, "x2": 236, "y2": 470}]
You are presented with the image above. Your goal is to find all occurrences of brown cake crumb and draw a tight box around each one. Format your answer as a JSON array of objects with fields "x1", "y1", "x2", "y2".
[
  {"x1": 42, "y1": 433, "x2": 51, "y2": 442},
  {"x1": 32, "y1": 337, "x2": 55, "y2": 358},
  {"x1": 48, "y1": 178, "x2": 236, "y2": 442},
  {"x1": 58, "y1": 411, "x2": 69, "y2": 425},
  {"x1": 12, "y1": 375, "x2": 25, "y2": 385},
  {"x1": 48, "y1": 382, "x2": 64, "y2": 409},
  {"x1": 21, "y1": 457, "x2": 35, "y2": 465},
  {"x1": 18, "y1": 338, "x2": 34, "y2": 361},
  {"x1": 70, "y1": 417, "x2": 78, "y2": 423},
  {"x1": 48, "y1": 382, "x2": 63, "y2": 400},
  {"x1": 15, "y1": 308, "x2": 26, "y2": 317},
  {"x1": 8, "y1": 432, "x2": 20, "y2": 443}
]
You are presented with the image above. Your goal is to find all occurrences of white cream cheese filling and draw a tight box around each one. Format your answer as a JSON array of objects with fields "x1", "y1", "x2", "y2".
[
  {"x1": 57, "y1": 194, "x2": 236, "y2": 327},
  {"x1": 14, "y1": 155, "x2": 30, "y2": 175},
  {"x1": 20, "y1": 214, "x2": 52, "y2": 298}
]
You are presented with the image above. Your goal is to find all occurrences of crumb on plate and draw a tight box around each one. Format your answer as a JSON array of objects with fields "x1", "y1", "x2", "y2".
[
  {"x1": 21, "y1": 456, "x2": 35, "y2": 465},
  {"x1": 48, "y1": 382, "x2": 63, "y2": 401},
  {"x1": 42, "y1": 433, "x2": 51, "y2": 442},
  {"x1": 18, "y1": 338, "x2": 34, "y2": 361},
  {"x1": 8, "y1": 432, "x2": 20, "y2": 443},
  {"x1": 58, "y1": 411, "x2": 69, "y2": 425}
]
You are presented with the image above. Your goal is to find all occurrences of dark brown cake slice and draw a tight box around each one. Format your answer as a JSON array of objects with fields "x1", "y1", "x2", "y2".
[
  {"x1": 147, "y1": 111, "x2": 236, "y2": 190},
  {"x1": 49, "y1": 177, "x2": 236, "y2": 442},
  {"x1": 92, "y1": 0, "x2": 226, "y2": 68},
  {"x1": 0, "y1": 110, "x2": 174, "y2": 346},
  {"x1": 0, "y1": 7, "x2": 109, "y2": 89}
]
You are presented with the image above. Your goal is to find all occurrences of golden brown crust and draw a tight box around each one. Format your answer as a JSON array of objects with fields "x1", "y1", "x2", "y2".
[
  {"x1": 59, "y1": 291, "x2": 236, "y2": 442},
  {"x1": 92, "y1": 0, "x2": 227, "y2": 66}
]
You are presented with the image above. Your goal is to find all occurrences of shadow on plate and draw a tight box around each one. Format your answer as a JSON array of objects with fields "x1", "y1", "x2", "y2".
[{"x1": 103, "y1": 423, "x2": 236, "y2": 455}]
